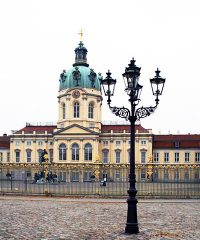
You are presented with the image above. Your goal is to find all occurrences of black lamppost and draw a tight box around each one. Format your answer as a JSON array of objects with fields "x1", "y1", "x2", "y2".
[{"x1": 101, "y1": 58, "x2": 165, "y2": 234}]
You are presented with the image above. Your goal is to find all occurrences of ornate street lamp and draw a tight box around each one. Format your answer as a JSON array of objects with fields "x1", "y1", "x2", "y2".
[{"x1": 101, "y1": 58, "x2": 165, "y2": 234}]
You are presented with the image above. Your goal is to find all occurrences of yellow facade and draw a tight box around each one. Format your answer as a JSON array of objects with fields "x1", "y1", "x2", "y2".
[{"x1": 0, "y1": 41, "x2": 199, "y2": 182}]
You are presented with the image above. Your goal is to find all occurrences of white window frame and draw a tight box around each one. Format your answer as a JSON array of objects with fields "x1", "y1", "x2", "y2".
[
  {"x1": 141, "y1": 140, "x2": 147, "y2": 145},
  {"x1": 72, "y1": 143, "x2": 79, "y2": 161},
  {"x1": 195, "y1": 152, "x2": 200, "y2": 162},
  {"x1": 26, "y1": 141, "x2": 32, "y2": 146},
  {"x1": 141, "y1": 151, "x2": 146, "y2": 164},
  {"x1": 74, "y1": 102, "x2": 80, "y2": 118},
  {"x1": 84, "y1": 143, "x2": 92, "y2": 161},
  {"x1": 185, "y1": 152, "x2": 190, "y2": 162},
  {"x1": 71, "y1": 171, "x2": 79, "y2": 182},
  {"x1": 164, "y1": 152, "x2": 169, "y2": 162},
  {"x1": 26, "y1": 150, "x2": 32, "y2": 162},
  {"x1": 175, "y1": 152, "x2": 179, "y2": 162},
  {"x1": 102, "y1": 150, "x2": 109, "y2": 163},
  {"x1": 88, "y1": 103, "x2": 94, "y2": 119},
  {"x1": 153, "y1": 152, "x2": 159, "y2": 162},
  {"x1": 62, "y1": 103, "x2": 66, "y2": 119},
  {"x1": 115, "y1": 150, "x2": 121, "y2": 164},
  {"x1": 59, "y1": 144, "x2": 67, "y2": 161},
  {"x1": 15, "y1": 150, "x2": 20, "y2": 162}
]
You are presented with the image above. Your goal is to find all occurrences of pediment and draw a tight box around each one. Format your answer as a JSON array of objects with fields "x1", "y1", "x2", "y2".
[{"x1": 53, "y1": 124, "x2": 98, "y2": 136}]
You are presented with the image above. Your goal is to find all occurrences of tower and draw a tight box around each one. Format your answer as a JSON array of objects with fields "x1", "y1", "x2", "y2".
[
  {"x1": 57, "y1": 41, "x2": 103, "y2": 132},
  {"x1": 52, "y1": 41, "x2": 103, "y2": 181}
]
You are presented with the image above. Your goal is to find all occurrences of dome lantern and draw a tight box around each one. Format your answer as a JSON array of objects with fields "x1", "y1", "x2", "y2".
[
  {"x1": 59, "y1": 41, "x2": 101, "y2": 91},
  {"x1": 73, "y1": 41, "x2": 89, "y2": 67}
]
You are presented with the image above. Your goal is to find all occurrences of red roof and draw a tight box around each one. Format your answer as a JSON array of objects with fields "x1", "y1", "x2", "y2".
[
  {"x1": 101, "y1": 124, "x2": 149, "y2": 133},
  {"x1": 15, "y1": 125, "x2": 57, "y2": 134},
  {"x1": 153, "y1": 134, "x2": 200, "y2": 149},
  {"x1": 0, "y1": 135, "x2": 10, "y2": 149}
]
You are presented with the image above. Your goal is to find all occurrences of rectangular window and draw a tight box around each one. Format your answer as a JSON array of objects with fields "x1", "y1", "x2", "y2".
[
  {"x1": 49, "y1": 141, "x2": 53, "y2": 146},
  {"x1": 141, "y1": 151, "x2": 146, "y2": 163},
  {"x1": 115, "y1": 171, "x2": 121, "y2": 181},
  {"x1": 26, "y1": 151, "x2": 31, "y2": 162},
  {"x1": 15, "y1": 141, "x2": 20, "y2": 146},
  {"x1": 0, "y1": 152, "x2": 2, "y2": 162},
  {"x1": 141, "y1": 169, "x2": 146, "y2": 180},
  {"x1": 174, "y1": 170, "x2": 179, "y2": 181},
  {"x1": 153, "y1": 170, "x2": 158, "y2": 181},
  {"x1": 103, "y1": 140, "x2": 108, "y2": 145},
  {"x1": 194, "y1": 171, "x2": 199, "y2": 181},
  {"x1": 7, "y1": 152, "x2": 10, "y2": 162},
  {"x1": 195, "y1": 152, "x2": 200, "y2": 162},
  {"x1": 116, "y1": 141, "x2": 121, "y2": 145},
  {"x1": 49, "y1": 149, "x2": 53, "y2": 162},
  {"x1": 59, "y1": 148, "x2": 66, "y2": 161},
  {"x1": 15, "y1": 151, "x2": 20, "y2": 162},
  {"x1": 88, "y1": 104, "x2": 93, "y2": 119},
  {"x1": 84, "y1": 145, "x2": 92, "y2": 161},
  {"x1": 175, "y1": 152, "x2": 179, "y2": 162},
  {"x1": 185, "y1": 152, "x2": 190, "y2": 162},
  {"x1": 59, "y1": 172, "x2": 67, "y2": 182},
  {"x1": 84, "y1": 171, "x2": 92, "y2": 182},
  {"x1": 164, "y1": 152, "x2": 169, "y2": 162},
  {"x1": 184, "y1": 171, "x2": 189, "y2": 181},
  {"x1": 153, "y1": 152, "x2": 159, "y2": 162},
  {"x1": 164, "y1": 170, "x2": 169, "y2": 181},
  {"x1": 74, "y1": 103, "x2": 80, "y2": 118},
  {"x1": 103, "y1": 150, "x2": 109, "y2": 163},
  {"x1": 115, "y1": 151, "x2": 121, "y2": 163},
  {"x1": 71, "y1": 172, "x2": 79, "y2": 182},
  {"x1": 141, "y1": 140, "x2": 147, "y2": 145},
  {"x1": 26, "y1": 141, "x2": 32, "y2": 146},
  {"x1": 38, "y1": 151, "x2": 43, "y2": 162},
  {"x1": 38, "y1": 141, "x2": 43, "y2": 146},
  {"x1": 72, "y1": 150, "x2": 79, "y2": 161},
  {"x1": 175, "y1": 141, "x2": 180, "y2": 148}
]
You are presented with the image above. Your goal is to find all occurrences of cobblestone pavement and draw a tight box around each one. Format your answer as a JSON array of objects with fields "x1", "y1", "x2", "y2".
[{"x1": 0, "y1": 196, "x2": 200, "y2": 240}]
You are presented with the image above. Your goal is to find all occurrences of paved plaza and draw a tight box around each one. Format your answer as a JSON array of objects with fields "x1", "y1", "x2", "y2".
[{"x1": 0, "y1": 196, "x2": 199, "y2": 240}]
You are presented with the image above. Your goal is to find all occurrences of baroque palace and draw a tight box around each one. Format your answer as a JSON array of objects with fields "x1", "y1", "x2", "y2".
[{"x1": 0, "y1": 41, "x2": 200, "y2": 182}]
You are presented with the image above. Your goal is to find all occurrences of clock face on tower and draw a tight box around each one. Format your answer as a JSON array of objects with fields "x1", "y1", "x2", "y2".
[{"x1": 72, "y1": 90, "x2": 80, "y2": 99}]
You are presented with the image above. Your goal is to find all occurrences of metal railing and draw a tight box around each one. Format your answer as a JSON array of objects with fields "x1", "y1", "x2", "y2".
[{"x1": 0, "y1": 178, "x2": 199, "y2": 198}]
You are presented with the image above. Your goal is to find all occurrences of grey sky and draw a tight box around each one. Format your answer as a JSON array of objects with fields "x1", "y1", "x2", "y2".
[{"x1": 0, "y1": 0, "x2": 199, "y2": 135}]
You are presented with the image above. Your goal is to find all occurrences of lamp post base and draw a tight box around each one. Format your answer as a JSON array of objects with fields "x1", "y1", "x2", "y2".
[
  {"x1": 125, "y1": 195, "x2": 139, "y2": 234},
  {"x1": 125, "y1": 223, "x2": 139, "y2": 234}
]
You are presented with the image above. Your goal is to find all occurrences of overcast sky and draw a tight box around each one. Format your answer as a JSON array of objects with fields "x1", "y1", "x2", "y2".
[{"x1": 0, "y1": 0, "x2": 199, "y2": 135}]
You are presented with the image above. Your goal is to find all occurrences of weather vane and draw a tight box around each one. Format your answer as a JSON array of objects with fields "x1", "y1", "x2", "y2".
[{"x1": 78, "y1": 29, "x2": 83, "y2": 42}]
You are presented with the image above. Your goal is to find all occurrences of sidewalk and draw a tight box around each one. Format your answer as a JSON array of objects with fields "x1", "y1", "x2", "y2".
[{"x1": 0, "y1": 196, "x2": 199, "y2": 240}]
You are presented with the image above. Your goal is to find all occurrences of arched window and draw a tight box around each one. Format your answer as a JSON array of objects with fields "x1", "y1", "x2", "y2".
[
  {"x1": 88, "y1": 103, "x2": 94, "y2": 119},
  {"x1": 59, "y1": 143, "x2": 67, "y2": 161},
  {"x1": 74, "y1": 102, "x2": 80, "y2": 118},
  {"x1": 84, "y1": 143, "x2": 92, "y2": 161},
  {"x1": 62, "y1": 103, "x2": 66, "y2": 119},
  {"x1": 72, "y1": 143, "x2": 79, "y2": 160}
]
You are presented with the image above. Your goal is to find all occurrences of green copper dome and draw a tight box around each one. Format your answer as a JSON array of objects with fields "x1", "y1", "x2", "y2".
[{"x1": 59, "y1": 42, "x2": 102, "y2": 91}]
